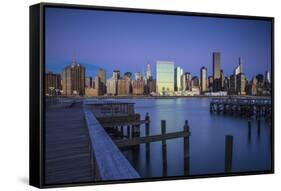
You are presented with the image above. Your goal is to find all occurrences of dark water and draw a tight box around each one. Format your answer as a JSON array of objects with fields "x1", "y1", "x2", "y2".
[{"x1": 121, "y1": 98, "x2": 272, "y2": 178}]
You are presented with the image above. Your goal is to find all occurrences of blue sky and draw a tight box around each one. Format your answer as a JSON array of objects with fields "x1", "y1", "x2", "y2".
[{"x1": 45, "y1": 7, "x2": 272, "y2": 80}]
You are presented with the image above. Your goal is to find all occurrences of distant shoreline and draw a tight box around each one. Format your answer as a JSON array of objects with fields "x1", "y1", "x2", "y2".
[{"x1": 51, "y1": 95, "x2": 271, "y2": 100}]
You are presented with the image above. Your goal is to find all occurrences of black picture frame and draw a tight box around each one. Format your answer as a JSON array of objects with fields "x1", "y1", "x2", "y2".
[{"x1": 30, "y1": 2, "x2": 274, "y2": 188}]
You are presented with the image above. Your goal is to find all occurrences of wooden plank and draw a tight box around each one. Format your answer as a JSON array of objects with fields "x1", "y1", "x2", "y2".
[
  {"x1": 114, "y1": 131, "x2": 191, "y2": 148},
  {"x1": 84, "y1": 107, "x2": 140, "y2": 180},
  {"x1": 45, "y1": 102, "x2": 94, "y2": 184}
]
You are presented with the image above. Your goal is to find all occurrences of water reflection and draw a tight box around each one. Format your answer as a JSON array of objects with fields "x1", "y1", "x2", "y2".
[{"x1": 122, "y1": 98, "x2": 271, "y2": 177}]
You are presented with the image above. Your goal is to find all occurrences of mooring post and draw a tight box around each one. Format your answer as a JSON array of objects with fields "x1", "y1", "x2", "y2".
[
  {"x1": 127, "y1": 125, "x2": 130, "y2": 138},
  {"x1": 120, "y1": 126, "x2": 124, "y2": 137},
  {"x1": 161, "y1": 120, "x2": 167, "y2": 176},
  {"x1": 183, "y1": 120, "x2": 190, "y2": 175},
  {"x1": 145, "y1": 112, "x2": 150, "y2": 162},
  {"x1": 225, "y1": 135, "x2": 233, "y2": 173}
]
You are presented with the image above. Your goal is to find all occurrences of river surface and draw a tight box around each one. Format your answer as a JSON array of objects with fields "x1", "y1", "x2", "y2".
[{"x1": 120, "y1": 98, "x2": 272, "y2": 178}]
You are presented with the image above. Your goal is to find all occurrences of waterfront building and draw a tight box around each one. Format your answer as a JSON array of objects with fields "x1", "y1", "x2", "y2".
[
  {"x1": 85, "y1": 77, "x2": 93, "y2": 88},
  {"x1": 220, "y1": 70, "x2": 225, "y2": 90},
  {"x1": 265, "y1": 71, "x2": 271, "y2": 83},
  {"x1": 132, "y1": 79, "x2": 144, "y2": 95},
  {"x1": 97, "y1": 69, "x2": 106, "y2": 95},
  {"x1": 234, "y1": 57, "x2": 243, "y2": 75},
  {"x1": 45, "y1": 72, "x2": 61, "y2": 95},
  {"x1": 112, "y1": 70, "x2": 120, "y2": 80},
  {"x1": 191, "y1": 76, "x2": 200, "y2": 92},
  {"x1": 181, "y1": 74, "x2": 187, "y2": 92},
  {"x1": 117, "y1": 78, "x2": 131, "y2": 95},
  {"x1": 106, "y1": 78, "x2": 117, "y2": 95},
  {"x1": 236, "y1": 73, "x2": 246, "y2": 95},
  {"x1": 146, "y1": 63, "x2": 151, "y2": 80},
  {"x1": 135, "y1": 72, "x2": 143, "y2": 80},
  {"x1": 229, "y1": 74, "x2": 236, "y2": 95},
  {"x1": 212, "y1": 52, "x2": 221, "y2": 92},
  {"x1": 174, "y1": 66, "x2": 183, "y2": 91},
  {"x1": 208, "y1": 76, "x2": 213, "y2": 91},
  {"x1": 185, "y1": 72, "x2": 192, "y2": 91},
  {"x1": 62, "y1": 62, "x2": 85, "y2": 96},
  {"x1": 200, "y1": 67, "x2": 207, "y2": 93},
  {"x1": 147, "y1": 79, "x2": 156, "y2": 94},
  {"x1": 124, "y1": 72, "x2": 132, "y2": 79},
  {"x1": 246, "y1": 77, "x2": 258, "y2": 95},
  {"x1": 156, "y1": 61, "x2": 175, "y2": 95}
]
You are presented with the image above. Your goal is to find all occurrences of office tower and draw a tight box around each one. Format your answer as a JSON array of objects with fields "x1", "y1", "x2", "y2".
[
  {"x1": 97, "y1": 69, "x2": 106, "y2": 95},
  {"x1": 117, "y1": 78, "x2": 131, "y2": 95},
  {"x1": 112, "y1": 70, "x2": 120, "y2": 80},
  {"x1": 135, "y1": 72, "x2": 143, "y2": 80},
  {"x1": 229, "y1": 74, "x2": 236, "y2": 95},
  {"x1": 45, "y1": 72, "x2": 61, "y2": 95},
  {"x1": 208, "y1": 76, "x2": 213, "y2": 91},
  {"x1": 234, "y1": 57, "x2": 243, "y2": 75},
  {"x1": 185, "y1": 72, "x2": 192, "y2": 91},
  {"x1": 174, "y1": 66, "x2": 183, "y2": 91},
  {"x1": 146, "y1": 63, "x2": 151, "y2": 80},
  {"x1": 191, "y1": 76, "x2": 199, "y2": 91},
  {"x1": 212, "y1": 52, "x2": 221, "y2": 92},
  {"x1": 200, "y1": 67, "x2": 207, "y2": 93},
  {"x1": 85, "y1": 77, "x2": 93, "y2": 88},
  {"x1": 220, "y1": 70, "x2": 225, "y2": 90},
  {"x1": 224, "y1": 77, "x2": 230, "y2": 90},
  {"x1": 246, "y1": 77, "x2": 258, "y2": 96},
  {"x1": 265, "y1": 71, "x2": 271, "y2": 83},
  {"x1": 147, "y1": 79, "x2": 156, "y2": 93},
  {"x1": 156, "y1": 61, "x2": 175, "y2": 95},
  {"x1": 124, "y1": 72, "x2": 132, "y2": 79},
  {"x1": 106, "y1": 78, "x2": 117, "y2": 95},
  {"x1": 181, "y1": 74, "x2": 187, "y2": 91},
  {"x1": 236, "y1": 73, "x2": 246, "y2": 95},
  {"x1": 62, "y1": 62, "x2": 85, "y2": 96},
  {"x1": 85, "y1": 76, "x2": 102, "y2": 97},
  {"x1": 132, "y1": 79, "x2": 144, "y2": 95}
]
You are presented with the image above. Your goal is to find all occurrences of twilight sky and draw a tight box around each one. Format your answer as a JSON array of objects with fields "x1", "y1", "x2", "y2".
[{"x1": 45, "y1": 7, "x2": 272, "y2": 80}]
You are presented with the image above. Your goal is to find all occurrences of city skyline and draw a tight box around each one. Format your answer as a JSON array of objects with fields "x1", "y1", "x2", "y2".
[{"x1": 45, "y1": 7, "x2": 272, "y2": 80}]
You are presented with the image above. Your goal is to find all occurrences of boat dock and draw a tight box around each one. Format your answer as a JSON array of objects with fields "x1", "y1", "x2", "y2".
[{"x1": 210, "y1": 97, "x2": 271, "y2": 119}]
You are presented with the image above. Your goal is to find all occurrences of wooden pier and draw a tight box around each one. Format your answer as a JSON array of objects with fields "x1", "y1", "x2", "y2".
[
  {"x1": 210, "y1": 97, "x2": 271, "y2": 119},
  {"x1": 45, "y1": 102, "x2": 94, "y2": 185}
]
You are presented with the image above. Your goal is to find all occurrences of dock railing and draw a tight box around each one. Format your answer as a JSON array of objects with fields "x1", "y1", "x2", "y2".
[{"x1": 83, "y1": 105, "x2": 140, "y2": 181}]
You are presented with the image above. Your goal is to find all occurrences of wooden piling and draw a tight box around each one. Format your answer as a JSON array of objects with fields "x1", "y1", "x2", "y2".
[
  {"x1": 145, "y1": 113, "x2": 150, "y2": 162},
  {"x1": 183, "y1": 120, "x2": 190, "y2": 175},
  {"x1": 161, "y1": 120, "x2": 167, "y2": 176},
  {"x1": 120, "y1": 126, "x2": 124, "y2": 137},
  {"x1": 127, "y1": 125, "x2": 130, "y2": 138},
  {"x1": 224, "y1": 135, "x2": 233, "y2": 173}
]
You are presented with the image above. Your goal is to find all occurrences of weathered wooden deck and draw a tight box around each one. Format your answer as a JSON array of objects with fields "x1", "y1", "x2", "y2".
[{"x1": 45, "y1": 102, "x2": 94, "y2": 185}]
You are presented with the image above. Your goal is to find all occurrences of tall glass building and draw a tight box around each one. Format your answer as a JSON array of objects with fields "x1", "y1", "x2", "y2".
[{"x1": 156, "y1": 61, "x2": 175, "y2": 95}]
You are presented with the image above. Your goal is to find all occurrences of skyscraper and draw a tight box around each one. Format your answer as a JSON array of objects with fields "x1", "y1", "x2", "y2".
[
  {"x1": 146, "y1": 63, "x2": 151, "y2": 80},
  {"x1": 135, "y1": 72, "x2": 143, "y2": 80},
  {"x1": 234, "y1": 57, "x2": 243, "y2": 75},
  {"x1": 97, "y1": 69, "x2": 106, "y2": 95},
  {"x1": 62, "y1": 62, "x2": 85, "y2": 96},
  {"x1": 174, "y1": 66, "x2": 183, "y2": 91},
  {"x1": 265, "y1": 71, "x2": 271, "y2": 83},
  {"x1": 200, "y1": 67, "x2": 207, "y2": 93},
  {"x1": 213, "y1": 52, "x2": 221, "y2": 92},
  {"x1": 185, "y1": 72, "x2": 192, "y2": 91},
  {"x1": 45, "y1": 72, "x2": 61, "y2": 95},
  {"x1": 156, "y1": 61, "x2": 175, "y2": 95},
  {"x1": 112, "y1": 70, "x2": 120, "y2": 80}
]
